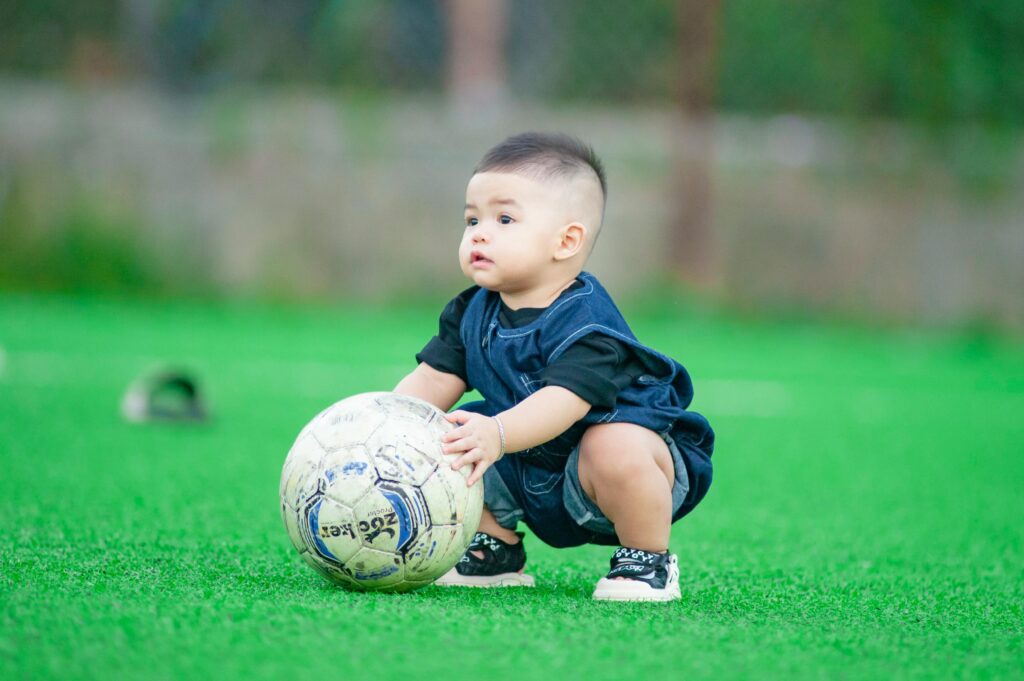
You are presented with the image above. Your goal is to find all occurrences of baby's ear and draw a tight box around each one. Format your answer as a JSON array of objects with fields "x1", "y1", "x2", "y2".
[{"x1": 554, "y1": 222, "x2": 587, "y2": 261}]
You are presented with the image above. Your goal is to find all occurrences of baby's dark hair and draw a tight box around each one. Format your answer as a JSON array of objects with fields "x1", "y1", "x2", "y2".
[{"x1": 474, "y1": 132, "x2": 607, "y2": 203}]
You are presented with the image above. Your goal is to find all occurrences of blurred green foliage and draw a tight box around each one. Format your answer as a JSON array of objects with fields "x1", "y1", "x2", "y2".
[
  {"x1": 1, "y1": 0, "x2": 1020, "y2": 124},
  {"x1": 719, "y1": 0, "x2": 1024, "y2": 124},
  {"x1": 0, "y1": 182, "x2": 212, "y2": 296},
  {"x1": 0, "y1": 204, "x2": 162, "y2": 294}
]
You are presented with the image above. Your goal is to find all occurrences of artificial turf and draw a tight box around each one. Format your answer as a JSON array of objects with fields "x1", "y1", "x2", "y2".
[{"x1": 1, "y1": 294, "x2": 1022, "y2": 680}]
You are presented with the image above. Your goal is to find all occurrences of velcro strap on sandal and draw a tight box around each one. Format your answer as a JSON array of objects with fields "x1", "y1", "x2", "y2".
[
  {"x1": 466, "y1": 532, "x2": 506, "y2": 556},
  {"x1": 606, "y1": 547, "x2": 666, "y2": 580}
]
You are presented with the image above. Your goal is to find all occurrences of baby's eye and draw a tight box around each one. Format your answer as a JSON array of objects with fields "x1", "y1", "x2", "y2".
[
  {"x1": 465, "y1": 217, "x2": 478, "y2": 227},
  {"x1": 498, "y1": 214, "x2": 514, "y2": 225}
]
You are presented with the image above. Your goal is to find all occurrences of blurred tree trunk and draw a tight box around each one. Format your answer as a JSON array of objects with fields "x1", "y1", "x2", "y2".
[
  {"x1": 669, "y1": 0, "x2": 721, "y2": 287},
  {"x1": 444, "y1": 0, "x2": 508, "y2": 122},
  {"x1": 120, "y1": 0, "x2": 161, "y2": 79}
]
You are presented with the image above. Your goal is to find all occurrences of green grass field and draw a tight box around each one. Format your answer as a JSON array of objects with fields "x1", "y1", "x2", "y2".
[{"x1": 1, "y1": 294, "x2": 1022, "y2": 680}]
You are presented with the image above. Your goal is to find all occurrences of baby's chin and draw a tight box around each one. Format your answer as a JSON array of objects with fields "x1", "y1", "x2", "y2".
[
  {"x1": 463, "y1": 267, "x2": 504, "y2": 291},
  {"x1": 467, "y1": 272, "x2": 501, "y2": 290}
]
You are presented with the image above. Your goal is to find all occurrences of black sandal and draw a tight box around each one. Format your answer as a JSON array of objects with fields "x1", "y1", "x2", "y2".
[{"x1": 434, "y1": 531, "x2": 535, "y2": 587}]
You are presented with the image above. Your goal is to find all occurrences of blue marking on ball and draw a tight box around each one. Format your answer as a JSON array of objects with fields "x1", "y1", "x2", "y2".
[
  {"x1": 341, "y1": 461, "x2": 368, "y2": 476},
  {"x1": 379, "y1": 487, "x2": 415, "y2": 552},
  {"x1": 353, "y1": 564, "x2": 399, "y2": 580},
  {"x1": 307, "y1": 498, "x2": 338, "y2": 561}
]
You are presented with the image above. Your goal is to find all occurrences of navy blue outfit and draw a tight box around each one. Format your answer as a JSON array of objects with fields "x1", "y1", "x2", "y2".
[{"x1": 424, "y1": 272, "x2": 714, "y2": 548}]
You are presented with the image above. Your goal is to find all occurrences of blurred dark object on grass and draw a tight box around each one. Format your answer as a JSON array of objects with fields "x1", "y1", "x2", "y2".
[{"x1": 121, "y1": 367, "x2": 209, "y2": 424}]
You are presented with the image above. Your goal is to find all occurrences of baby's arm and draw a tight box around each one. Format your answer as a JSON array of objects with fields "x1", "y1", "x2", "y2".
[
  {"x1": 488, "y1": 386, "x2": 590, "y2": 453},
  {"x1": 443, "y1": 386, "x2": 590, "y2": 485},
  {"x1": 394, "y1": 362, "x2": 467, "y2": 413}
]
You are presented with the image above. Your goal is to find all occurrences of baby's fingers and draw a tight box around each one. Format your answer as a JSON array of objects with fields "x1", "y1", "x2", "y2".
[
  {"x1": 443, "y1": 410, "x2": 471, "y2": 425},
  {"x1": 465, "y1": 457, "x2": 491, "y2": 487},
  {"x1": 442, "y1": 432, "x2": 477, "y2": 455},
  {"x1": 450, "y1": 447, "x2": 482, "y2": 472},
  {"x1": 441, "y1": 425, "x2": 465, "y2": 444}
]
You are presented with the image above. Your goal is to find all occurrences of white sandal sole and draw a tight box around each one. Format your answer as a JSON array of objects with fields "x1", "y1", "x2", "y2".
[
  {"x1": 434, "y1": 568, "x2": 535, "y2": 588},
  {"x1": 592, "y1": 577, "x2": 680, "y2": 601}
]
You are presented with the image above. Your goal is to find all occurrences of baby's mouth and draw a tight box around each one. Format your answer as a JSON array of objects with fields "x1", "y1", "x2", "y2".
[{"x1": 470, "y1": 251, "x2": 493, "y2": 265}]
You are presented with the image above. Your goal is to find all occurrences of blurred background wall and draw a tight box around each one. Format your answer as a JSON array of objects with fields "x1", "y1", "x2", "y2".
[{"x1": 1, "y1": 0, "x2": 1022, "y2": 328}]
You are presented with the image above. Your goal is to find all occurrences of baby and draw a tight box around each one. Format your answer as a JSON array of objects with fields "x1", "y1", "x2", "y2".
[{"x1": 395, "y1": 132, "x2": 714, "y2": 601}]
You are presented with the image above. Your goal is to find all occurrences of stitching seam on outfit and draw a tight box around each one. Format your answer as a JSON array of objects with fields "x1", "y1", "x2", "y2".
[
  {"x1": 543, "y1": 276, "x2": 595, "y2": 316},
  {"x1": 519, "y1": 373, "x2": 543, "y2": 393},
  {"x1": 525, "y1": 471, "x2": 564, "y2": 495},
  {"x1": 494, "y1": 277, "x2": 595, "y2": 339},
  {"x1": 496, "y1": 327, "x2": 539, "y2": 339},
  {"x1": 550, "y1": 323, "x2": 634, "y2": 360}
]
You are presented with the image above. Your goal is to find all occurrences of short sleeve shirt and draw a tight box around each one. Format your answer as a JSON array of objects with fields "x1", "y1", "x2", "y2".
[{"x1": 416, "y1": 281, "x2": 646, "y2": 409}]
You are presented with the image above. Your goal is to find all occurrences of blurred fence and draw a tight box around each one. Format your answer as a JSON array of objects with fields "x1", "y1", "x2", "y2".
[
  {"x1": 2, "y1": 1, "x2": 1022, "y2": 123},
  {"x1": 2, "y1": 81, "x2": 1021, "y2": 328},
  {"x1": 2, "y1": 1, "x2": 1023, "y2": 328}
]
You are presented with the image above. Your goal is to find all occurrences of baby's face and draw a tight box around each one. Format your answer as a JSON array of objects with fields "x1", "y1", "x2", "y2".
[{"x1": 460, "y1": 171, "x2": 569, "y2": 294}]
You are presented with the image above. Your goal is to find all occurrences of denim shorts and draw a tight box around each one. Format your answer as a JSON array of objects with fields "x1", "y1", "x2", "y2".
[{"x1": 482, "y1": 429, "x2": 692, "y2": 548}]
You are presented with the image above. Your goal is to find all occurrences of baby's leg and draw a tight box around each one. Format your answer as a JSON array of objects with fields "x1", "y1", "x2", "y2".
[
  {"x1": 476, "y1": 506, "x2": 520, "y2": 545},
  {"x1": 434, "y1": 502, "x2": 531, "y2": 587},
  {"x1": 577, "y1": 422, "x2": 674, "y2": 553}
]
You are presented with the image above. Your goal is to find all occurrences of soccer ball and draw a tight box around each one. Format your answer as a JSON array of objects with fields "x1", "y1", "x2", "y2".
[{"x1": 279, "y1": 392, "x2": 482, "y2": 592}]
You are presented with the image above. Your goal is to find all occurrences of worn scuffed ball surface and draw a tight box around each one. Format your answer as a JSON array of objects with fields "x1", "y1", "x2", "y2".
[{"x1": 280, "y1": 392, "x2": 482, "y2": 591}]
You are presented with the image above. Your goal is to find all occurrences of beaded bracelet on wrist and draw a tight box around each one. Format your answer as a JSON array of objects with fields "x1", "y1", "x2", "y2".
[{"x1": 492, "y1": 415, "x2": 506, "y2": 459}]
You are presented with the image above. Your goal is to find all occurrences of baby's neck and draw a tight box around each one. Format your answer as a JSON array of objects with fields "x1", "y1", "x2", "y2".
[{"x1": 499, "y1": 276, "x2": 580, "y2": 311}]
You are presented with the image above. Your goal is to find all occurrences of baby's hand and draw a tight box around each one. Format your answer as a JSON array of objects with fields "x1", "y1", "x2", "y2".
[{"x1": 441, "y1": 410, "x2": 502, "y2": 487}]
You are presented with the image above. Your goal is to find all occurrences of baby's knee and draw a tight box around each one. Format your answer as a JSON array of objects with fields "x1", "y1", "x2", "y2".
[
  {"x1": 579, "y1": 443, "x2": 647, "y2": 481},
  {"x1": 578, "y1": 424, "x2": 673, "y2": 486}
]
